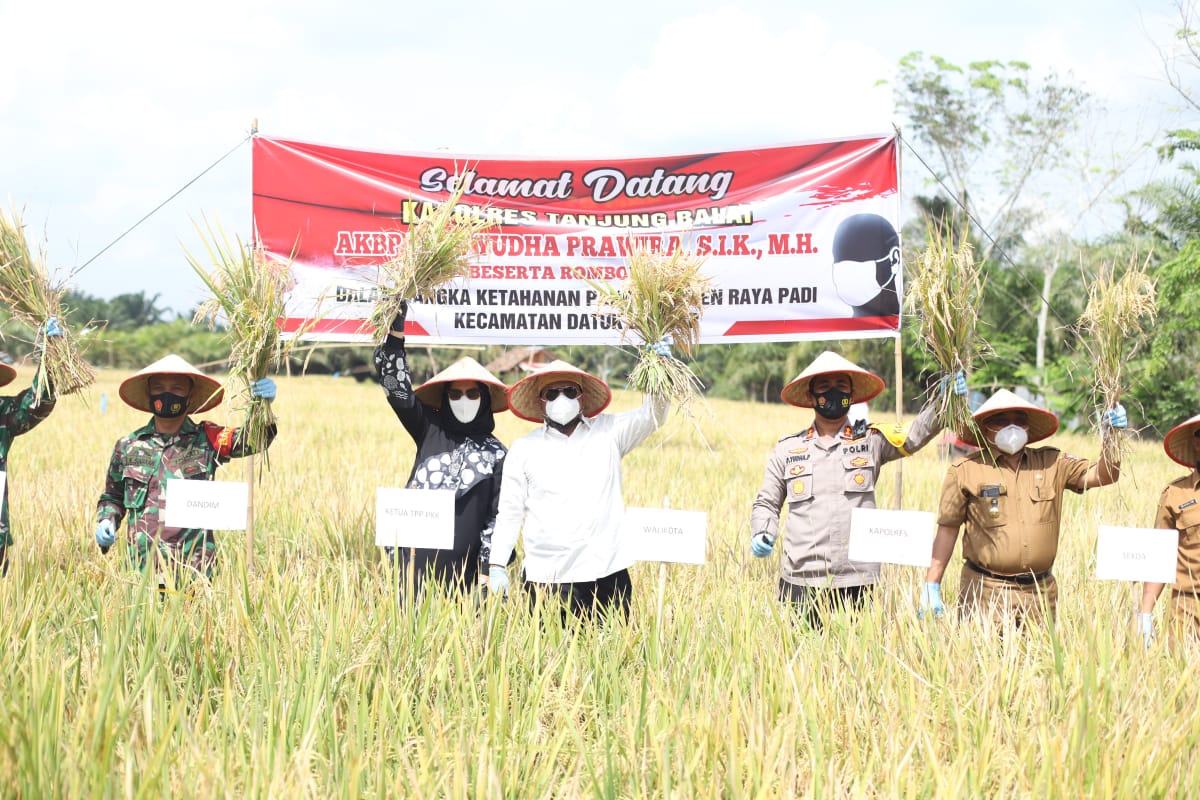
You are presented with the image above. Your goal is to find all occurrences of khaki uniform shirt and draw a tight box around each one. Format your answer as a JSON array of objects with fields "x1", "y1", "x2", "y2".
[
  {"x1": 937, "y1": 447, "x2": 1090, "y2": 574},
  {"x1": 1155, "y1": 470, "x2": 1200, "y2": 594},
  {"x1": 751, "y1": 402, "x2": 940, "y2": 588}
]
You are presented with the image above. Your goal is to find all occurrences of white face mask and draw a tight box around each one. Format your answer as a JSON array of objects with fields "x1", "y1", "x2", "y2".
[
  {"x1": 449, "y1": 396, "x2": 481, "y2": 424},
  {"x1": 832, "y1": 258, "x2": 885, "y2": 307},
  {"x1": 545, "y1": 395, "x2": 582, "y2": 426},
  {"x1": 992, "y1": 424, "x2": 1028, "y2": 455}
]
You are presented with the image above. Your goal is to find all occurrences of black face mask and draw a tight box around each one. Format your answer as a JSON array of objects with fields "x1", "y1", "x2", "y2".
[
  {"x1": 813, "y1": 387, "x2": 852, "y2": 420},
  {"x1": 150, "y1": 391, "x2": 189, "y2": 418}
]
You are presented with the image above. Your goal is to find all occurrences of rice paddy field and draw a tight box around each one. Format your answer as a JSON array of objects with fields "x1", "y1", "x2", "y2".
[{"x1": 2, "y1": 366, "x2": 1197, "y2": 798}]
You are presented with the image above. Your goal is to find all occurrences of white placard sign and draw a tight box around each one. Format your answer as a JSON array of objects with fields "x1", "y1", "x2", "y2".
[
  {"x1": 163, "y1": 479, "x2": 249, "y2": 530},
  {"x1": 375, "y1": 487, "x2": 455, "y2": 549},
  {"x1": 0, "y1": 471, "x2": 6, "y2": 499},
  {"x1": 1095, "y1": 525, "x2": 1178, "y2": 583},
  {"x1": 848, "y1": 507, "x2": 936, "y2": 567},
  {"x1": 624, "y1": 507, "x2": 707, "y2": 565}
]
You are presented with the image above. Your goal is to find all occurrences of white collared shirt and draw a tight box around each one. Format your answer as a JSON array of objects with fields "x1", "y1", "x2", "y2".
[{"x1": 489, "y1": 395, "x2": 669, "y2": 583}]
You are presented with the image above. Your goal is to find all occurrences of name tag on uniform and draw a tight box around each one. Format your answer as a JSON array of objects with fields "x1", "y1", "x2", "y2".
[
  {"x1": 624, "y1": 507, "x2": 707, "y2": 565},
  {"x1": 375, "y1": 487, "x2": 455, "y2": 549},
  {"x1": 1095, "y1": 526, "x2": 1178, "y2": 583},
  {"x1": 164, "y1": 479, "x2": 249, "y2": 530},
  {"x1": 848, "y1": 508, "x2": 935, "y2": 567}
]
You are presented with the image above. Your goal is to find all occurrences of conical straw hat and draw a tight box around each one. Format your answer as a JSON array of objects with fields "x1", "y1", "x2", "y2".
[
  {"x1": 414, "y1": 357, "x2": 509, "y2": 412},
  {"x1": 0, "y1": 363, "x2": 14, "y2": 388},
  {"x1": 960, "y1": 389, "x2": 1058, "y2": 447},
  {"x1": 780, "y1": 351, "x2": 885, "y2": 408},
  {"x1": 1164, "y1": 413, "x2": 1200, "y2": 468},
  {"x1": 119, "y1": 354, "x2": 224, "y2": 415},
  {"x1": 507, "y1": 360, "x2": 611, "y2": 423}
]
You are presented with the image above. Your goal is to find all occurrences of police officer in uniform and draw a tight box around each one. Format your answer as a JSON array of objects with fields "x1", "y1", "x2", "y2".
[
  {"x1": 921, "y1": 389, "x2": 1125, "y2": 626},
  {"x1": 1137, "y1": 413, "x2": 1200, "y2": 647},
  {"x1": 750, "y1": 351, "x2": 961, "y2": 626}
]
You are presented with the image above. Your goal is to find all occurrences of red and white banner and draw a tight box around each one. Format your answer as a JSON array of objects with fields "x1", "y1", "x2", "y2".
[{"x1": 253, "y1": 134, "x2": 902, "y2": 344}]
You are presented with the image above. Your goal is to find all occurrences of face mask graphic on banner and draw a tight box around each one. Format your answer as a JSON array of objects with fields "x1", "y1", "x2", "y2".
[{"x1": 829, "y1": 213, "x2": 901, "y2": 312}]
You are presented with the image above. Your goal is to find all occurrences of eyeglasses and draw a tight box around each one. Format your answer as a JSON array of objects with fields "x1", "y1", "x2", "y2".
[
  {"x1": 447, "y1": 387, "x2": 481, "y2": 401},
  {"x1": 542, "y1": 386, "x2": 581, "y2": 401}
]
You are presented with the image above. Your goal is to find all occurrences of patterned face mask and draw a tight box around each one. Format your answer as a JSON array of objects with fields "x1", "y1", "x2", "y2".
[
  {"x1": 150, "y1": 391, "x2": 188, "y2": 418},
  {"x1": 813, "y1": 387, "x2": 852, "y2": 420}
]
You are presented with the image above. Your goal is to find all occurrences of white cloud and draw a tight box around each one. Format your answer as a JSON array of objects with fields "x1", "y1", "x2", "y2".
[{"x1": 612, "y1": 6, "x2": 894, "y2": 150}]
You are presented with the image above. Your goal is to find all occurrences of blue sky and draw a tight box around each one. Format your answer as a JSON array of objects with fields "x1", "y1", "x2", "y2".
[{"x1": 0, "y1": 0, "x2": 1186, "y2": 314}]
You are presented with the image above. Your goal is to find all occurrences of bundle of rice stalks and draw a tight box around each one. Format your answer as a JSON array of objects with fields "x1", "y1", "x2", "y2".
[
  {"x1": 906, "y1": 227, "x2": 990, "y2": 439},
  {"x1": 187, "y1": 219, "x2": 302, "y2": 465},
  {"x1": 0, "y1": 207, "x2": 95, "y2": 403},
  {"x1": 1077, "y1": 255, "x2": 1157, "y2": 463},
  {"x1": 592, "y1": 240, "x2": 711, "y2": 409},
  {"x1": 365, "y1": 186, "x2": 492, "y2": 342}
]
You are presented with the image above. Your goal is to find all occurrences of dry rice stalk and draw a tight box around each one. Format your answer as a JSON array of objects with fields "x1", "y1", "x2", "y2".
[
  {"x1": 906, "y1": 226, "x2": 990, "y2": 441},
  {"x1": 0, "y1": 206, "x2": 95, "y2": 403},
  {"x1": 591, "y1": 239, "x2": 711, "y2": 410},
  {"x1": 186, "y1": 218, "x2": 303, "y2": 467},
  {"x1": 365, "y1": 184, "x2": 492, "y2": 342},
  {"x1": 1077, "y1": 254, "x2": 1156, "y2": 463}
]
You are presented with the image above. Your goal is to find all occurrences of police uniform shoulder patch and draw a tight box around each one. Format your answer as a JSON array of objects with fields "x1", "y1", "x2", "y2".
[
  {"x1": 868, "y1": 422, "x2": 912, "y2": 456},
  {"x1": 778, "y1": 427, "x2": 815, "y2": 444},
  {"x1": 840, "y1": 419, "x2": 868, "y2": 440}
]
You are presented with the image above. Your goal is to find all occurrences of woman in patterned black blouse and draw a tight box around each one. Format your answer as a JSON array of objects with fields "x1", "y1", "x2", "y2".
[{"x1": 373, "y1": 304, "x2": 509, "y2": 596}]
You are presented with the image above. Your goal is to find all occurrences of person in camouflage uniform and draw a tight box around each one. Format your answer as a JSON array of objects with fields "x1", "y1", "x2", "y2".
[
  {"x1": 95, "y1": 354, "x2": 277, "y2": 577},
  {"x1": 0, "y1": 318, "x2": 63, "y2": 575}
]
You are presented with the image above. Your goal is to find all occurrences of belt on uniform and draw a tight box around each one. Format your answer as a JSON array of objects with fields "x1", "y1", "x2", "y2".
[{"x1": 965, "y1": 560, "x2": 1051, "y2": 585}]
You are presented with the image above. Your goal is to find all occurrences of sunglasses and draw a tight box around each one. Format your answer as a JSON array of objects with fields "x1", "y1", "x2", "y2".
[
  {"x1": 447, "y1": 387, "x2": 481, "y2": 401},
  {"x1": 542, "y1": 386, "x2": 581, "y2": 401},
  {"x1": 984, "y1": 414, "x2": 1029, "y2": 430}
]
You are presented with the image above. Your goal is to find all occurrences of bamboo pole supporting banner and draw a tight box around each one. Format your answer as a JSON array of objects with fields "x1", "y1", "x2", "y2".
[
  {"x1": 893, "y1": 334, "x2": 904, "y2": 510},
  {"x1": 245, "y1": 454, "x2": 255, "y2": 569}
]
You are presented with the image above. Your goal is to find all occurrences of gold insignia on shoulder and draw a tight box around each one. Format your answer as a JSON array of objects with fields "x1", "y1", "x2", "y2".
[
  {"x1": 853, "y1": 473, "x2": 866, "y2": 485},
  {"x1": 789, "y1": 464, "x2": 806, "y2": 476},
  {"x1": 793, "y1": 480, "x2": 806, "y2": 494},
  {"x1": 850, "y1": 456, "x2": 868, "y2": 467}
]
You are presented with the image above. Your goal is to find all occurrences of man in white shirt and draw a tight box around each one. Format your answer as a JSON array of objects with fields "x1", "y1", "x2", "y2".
[{"x1": 487, "y1": 359, "x2": 669, "y2": 621}]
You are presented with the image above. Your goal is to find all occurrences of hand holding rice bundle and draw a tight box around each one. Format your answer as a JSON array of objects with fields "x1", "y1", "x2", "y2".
[
  {"x1": 0, "y1": 206, "x2": 95, "y2": 404},
  {"x1": 906, "y1": 227, "x2": 990, "y2": 438},
  {"x1": 186, "y1": 218, "x2": 297, "y2": 464},
  {"x1": 365, "y1": 186, "x2": 492, "y2": 343},
  {"x1": 592, "y1": 240, "x2": 711, "y2": 410},
  {"x1": 1077, "y1": 255, "x2": 1156, "y2": 463}
]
